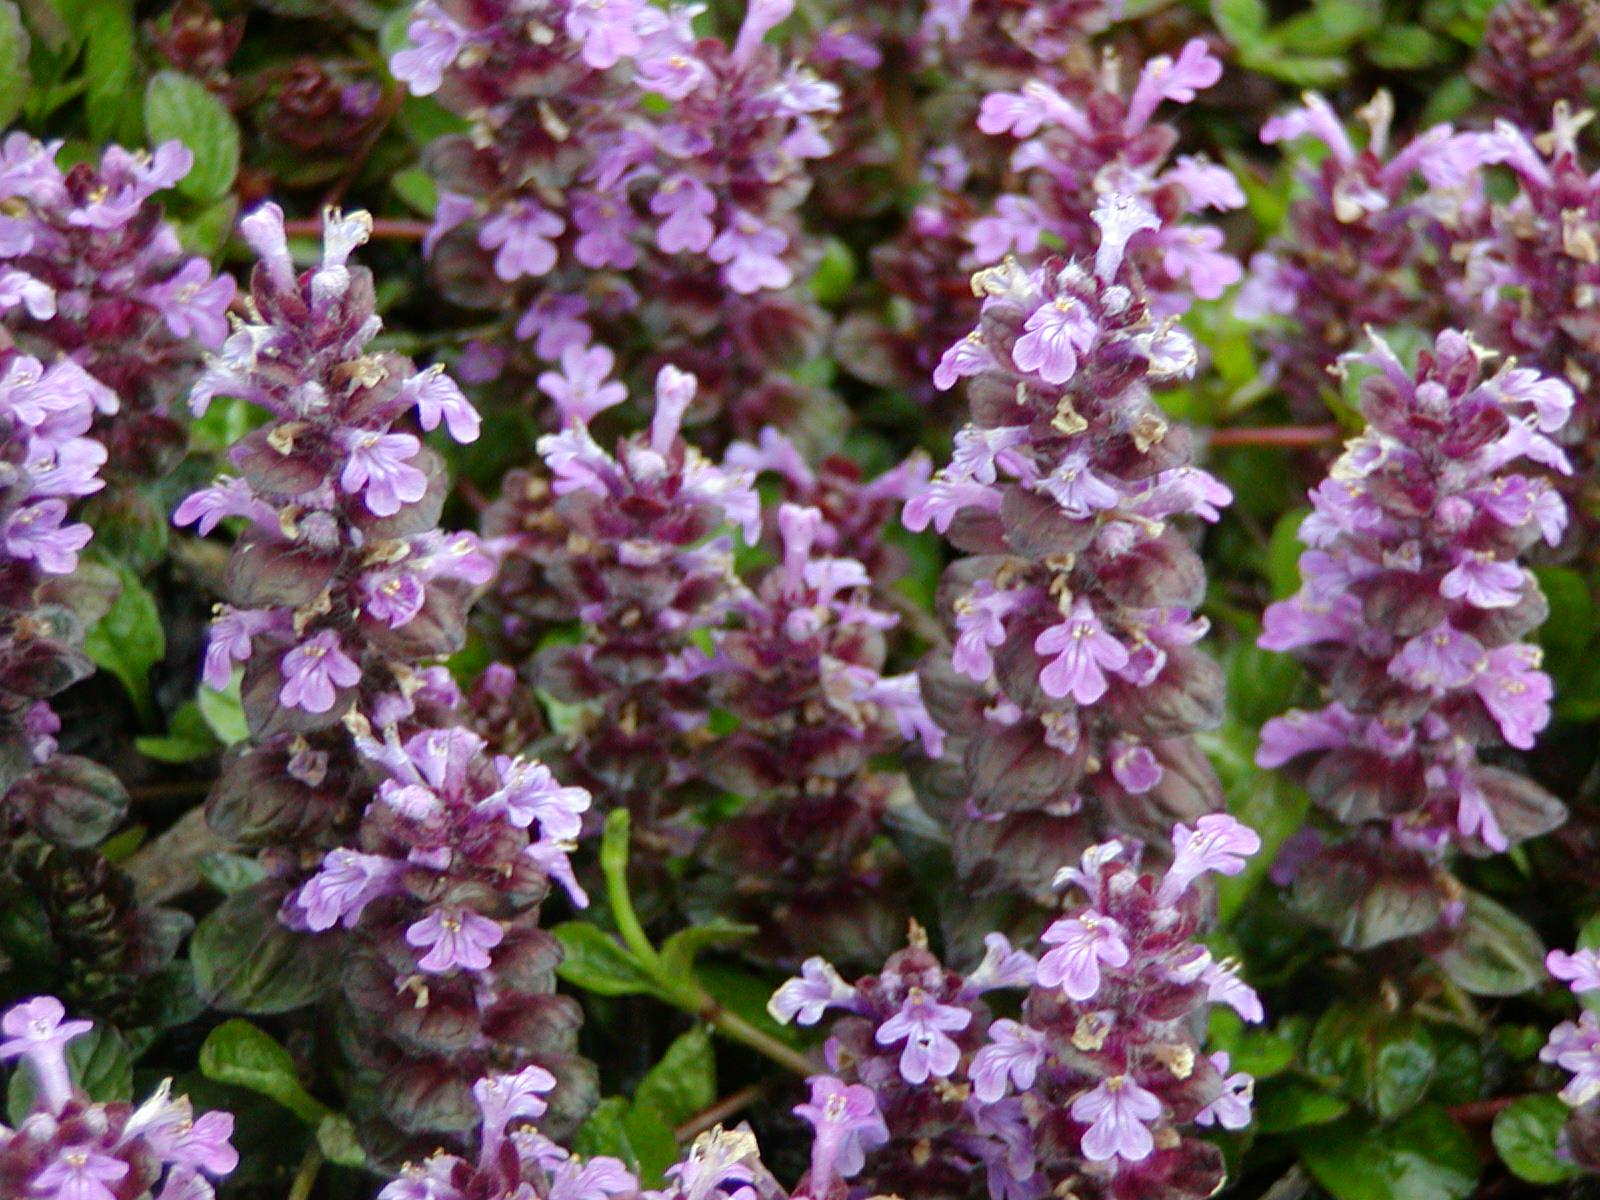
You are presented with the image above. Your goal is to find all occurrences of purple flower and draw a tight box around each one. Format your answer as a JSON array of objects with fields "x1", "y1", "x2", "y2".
[
  {"x1": 392, "y1": 4, "x2": 468, "y2": 95},
  {"x1": 0, "y1": 996, "x2": 93, "y2": 1114},
  {"x1": 339, "y1": 430, "x2": 428, "y2": 517},
  {"x1": 539, "y1": 343, "x2": 628, "y2": 425},
  {"x1": 1156, "y1": 814, "x2": 1262, "y2": 904},
  {"x1": 651, "y1": 173, "x2": 717, "y2": 254},
  {"x1": 969, "y1": 1019, "x2": 1048, "y2": 1102},
  {"x1": 1010, "y1": 296, "x2": 1097, "y2": 384},
  {"x1": 31, "y1": 1147, "x2": 131, "y2": 1200},
  {"x1": 140, "y1": 258, "x2": 236, "y2": 349},
  {"x1": 1550, "y1": 948, "x2": 1600, "y2": 993},
  {"x1": 278, "y1": 630, "x2": 362, "y2": 713},
  {"x1": 1071, "y1": 1075, "x2": 1162, "y2": 1163},
  {"x1": 480, "y1": 201, "x2": 565, "y2": 281},
  {"x1": 295, "y1": 850, "x2": 401, "y2": 931},
  {"x1": 874, "y1": 988, "x2": 972, "y2": 1083},
  {"x1": 1194, "y1": 1053, "x2": 1254, "y2": 1130},
  {"x1": 5, "y1": 500, "x2": 92, "y2": 575},
  {"x1": 770, "y1": 957, "x2": 857, "y2": 1025},
  {"x1": 405, "y1": 905, "x2": 505, "y2": 973},
  {"x1": 202, "y1": 607, "x2": 278, "y2": 690},
  {"x1": 708, "y1": 212, "x2": 792, "y2": 293},
  {"x1": 1033, "y1": 599, "x2": 1130, "y2": 704},
  {"x1": 474, "y1": 1064, "x2": 556, "y2": 1147},
  {"x1": 793, "y1": 1076, "x2": 888, "y2": 1192},
  {"x1": 565, "y1": 0, "x2": 643, "y2": 68},
  {"x1": 402, "y1": 364, "x2": 481, "y2": 443},
  {"x1": 1036, "y1": 912, "x2": 1130, "y2": 1001}
]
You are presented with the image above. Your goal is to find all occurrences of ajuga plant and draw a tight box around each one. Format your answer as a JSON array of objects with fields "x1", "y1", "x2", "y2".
[
  {"x1": 481, "y1": 355, "x2": 756, "y2": 853},
  {"x1": 1236, "y1": 93, "x2": 1468, "y2": 414},
  {"x1": 687, "y1": 501, "x2": 943, "y2": 966},
  {"x1": 1539, "y1": 944, "x2": 1600, "y2": 1172},
  {"x1": 0, "y1": 134, "x2": 235, "y2": 483},
  {"x1": 281, "y1": 718, "x2": 597, "y2": 1153},
  {"x1": 174, "y1": 202, "x2": 493, "y2": 1004},
  {"x1": 0, "y1": 352, "x2": 186, "y2": 1022},
  {"x1": 1430, "y1": 109, "x2": 1600, "y2": 522},
  {"x1": 378, "y1": 1062, "x2": 786, "y2": 1200},
  {"x1": 904, "y1": 195, "x2": 1231, "y2": 903},
  {"x1": 1470, "y1": 0, "x2": 1600, "y2": 133},
  {"x1": 0, "y1": 995, "x2": 238, "y2": 1200},
  {"x1": 771, "y1": 815, "x2": 1264, "y2": 1200},
  {"x1": 391, "y1": 0, "x2": 839, "y2": 439},
  {"x1": 1257, "y1": 329, "x2": 1569, "y2": 952},
  {"x1": 838, "y1": 35, "x2": 1240, "y2": 413}
]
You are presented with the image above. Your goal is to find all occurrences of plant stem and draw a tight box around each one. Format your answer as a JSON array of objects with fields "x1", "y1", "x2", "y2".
[
  {"x1": 1207, "y1": 423, "x2": 1342, "y2": 449},
  {"x1": 601, "y1": 811, "x2": 664, "y2": 971},
  {"x1": 281, "y1": 217, "x2": 429, "y2": 241},
  {"x1": 287, "y1": 1143, "x2": 323, "y2": 1200},
  {"x1": 674, "y1": 1080, "x2": 775, "y2": 1141},
  {"x1": 692, "y1": 991, "x2": 820, "y2": 1077},
  {"x1": 1446, "y1": 1095, "x2": 1522, "y2": 1124}
]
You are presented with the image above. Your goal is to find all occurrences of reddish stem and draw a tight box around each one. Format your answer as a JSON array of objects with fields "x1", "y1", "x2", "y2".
[
  {"x1": 281, "y1": 217, "x2": 430, "y2": 241},
  {"x1": 1207, "y1": 423, "x2": 1343, "y2": 449},
  {"x1": 1446, "y1": 1095, "x2": 1522, "y2": 1124}
]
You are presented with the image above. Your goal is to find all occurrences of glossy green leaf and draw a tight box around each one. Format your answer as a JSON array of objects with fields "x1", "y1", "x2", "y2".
[
  {"x1": 1300, "y1": 1106, "x2": 1479, "y2": 1200},
  {"x1": 144, "y1": 70, "x2": 240, "y2": 201},
  {"x1": 552, "y1": 921, "x2": 663, "y2": 998},
  {"x1": 634, "y1": 1026, "x2": 716, "y2": 1128},
  {"x1": 84, "y1": 559, "x2": 165, "y2": 725},
  {"x1": 0, "y1": 2, "x2": 30, "y2": 128},
  {"x1": 1492, "y1": 1094, "x2": 1581, "y2": 1184},
  {"x1": 200, "y1": 1018, "x2": 328, "y2": 1125}
]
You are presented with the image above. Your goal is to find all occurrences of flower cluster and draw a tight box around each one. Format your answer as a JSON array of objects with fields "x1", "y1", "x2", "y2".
[
  {"x1": 0, "y1": 134, "x2": 235, "y2": 478},
  {"x1": 0, "y1": 351, "x2": 117, "y2": 842},
  {"x1": 837, "y1": 35, "x2": 1238, "y2": 413},
  {"x1": 774, "y1": 814, "x2": 1263, "y2": 1200},
  {"x1": 1540, "y1": 945, "x2": 1600, "y2": 1172},
  {"x1": 176, "y1": 203, "x2": 492, "y2": 864},
  {"x1": 1470, "y1": 0, "x2": 1600, "y2": 134},
  {"x1": 970, "y1": 39, "x2": 1242, "y2": 314},
  {"x1": 482, "y1": 354, "x2": 755, "y2": 847},
  {"x1": 392, "y1": 0, "x2": 838, "y2": 437},
  {"x1": 1257, "y1": 330, "x2": 1569, "y2": 947},
  {"x1": 283, "y1": 719, "x2": 597, "y2": 1149},
  {"x1": 1432, "y1": 110, "x2": 1600, "y2": 491},
  {"x1": 1238, "y1": 93, "x2": 1468, "y2": 413},
  {"x1": 378, "y1": 1062, "x2": 784, "y2": 1200},
  {"x1": 689, "y1": 500, "x2": 942, "y2": 965},
  {"x1": 0, "y1": 995, "x2": 238, "y2": 1200},
  {"x1": 904, "y1": 197, "x2": 1231, "y2": 900},
  {"x1": 0, "y1": 353, "x2": 189, "y2": 1022}
]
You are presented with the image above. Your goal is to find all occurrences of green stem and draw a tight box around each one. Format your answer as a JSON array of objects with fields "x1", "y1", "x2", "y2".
[
  {"x1": 600, "y1": 811, "x2": 663, "y2": 971},
  {"x1": 286, "y1": 1144, "x2": 323, "y2": 1200},
  {"x1": 691, "y1": 991, "x2": 820, "y2": 1077}
]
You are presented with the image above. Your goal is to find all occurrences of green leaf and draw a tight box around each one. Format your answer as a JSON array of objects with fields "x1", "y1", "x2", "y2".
[
  {"x1": 552, "y1": 921, "x2": 663, "y2": 998},
  {"x1": 1254, "y1": 1077, "x2": 1351, "y2": 1132},
  {"x1": 196, "y1": 851, "x2": 267, "y2": 895},
  {"x1": 191, "y1": 886, "x2": 331, "y2": 1014},
  {"x1": 392, "y1": 167, "x2": 438, "y2": 216},
  {"x1": 143, "y1": 70, "x2": 240, "y2": 202},
  {"x1": 1307, "y1": 1002, "x2": 1435, "y2": 1119},
  {"x1": 658, "y1": 919, "x2": 757, "y2": 982},
  {"x1": 200, "y1": 1019, "x2": 329, "y2": 1125},
  {"x1": 1209, "y1": 1008, "x2": 1295, "y2": 1080},
  {"x1": 316, "y1": 1113, "x2": 368, "y2": 1168},
  {"x1": 1269, "y1": 0, "x2": 1380, "y2": 54},
  {"x1": 573, "y1": 1096, "x2": 678, "y2": 1183},
  {"x1": 197, "y1": 675, "x2": 249, "y2": 746},
  {"x1": 635, "y1": 1027, "x2": 716, "y2": 1128},
  {"x1": 82, "y1": 0, "x2": 137, "y2": 144},
  {"x1": 135, "y1": 701, "x2": 220, "y2": 763},
  {"x1": 811, "y1": 237, "x2": 856, "y2": 306},
  {"x1": 1210, "y1": 0, "x2": 1268, "y2": 44},
  {"x1": 1266, "y1": 508, "x2": 1309, "y2": 599},
  {"x1": 1242, "y1": 51, "x2": 1349, "y2": 86},
  {"x1": 84, "y1": 559, "x2": 164, "y2": 725},
  {"x1": 1492, "y1": 1094, "x2": 1581, "y2": 1184},
  {"x1": 0, "y1": 2, "x2": 31, "y2": 129},
  {"x1": 6, "y1": 1023, "x2": 132, "y2": 1122},
  {"x1": 1365, "y1": 23, "x2": 1452, "y2": 68},
  {"x1": 1300, "y1": 1106, "x2": 1479, "y2": 1200},
  {"x1": 1430, "y1": 891, "x2": 1545, "y2": 997}
]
